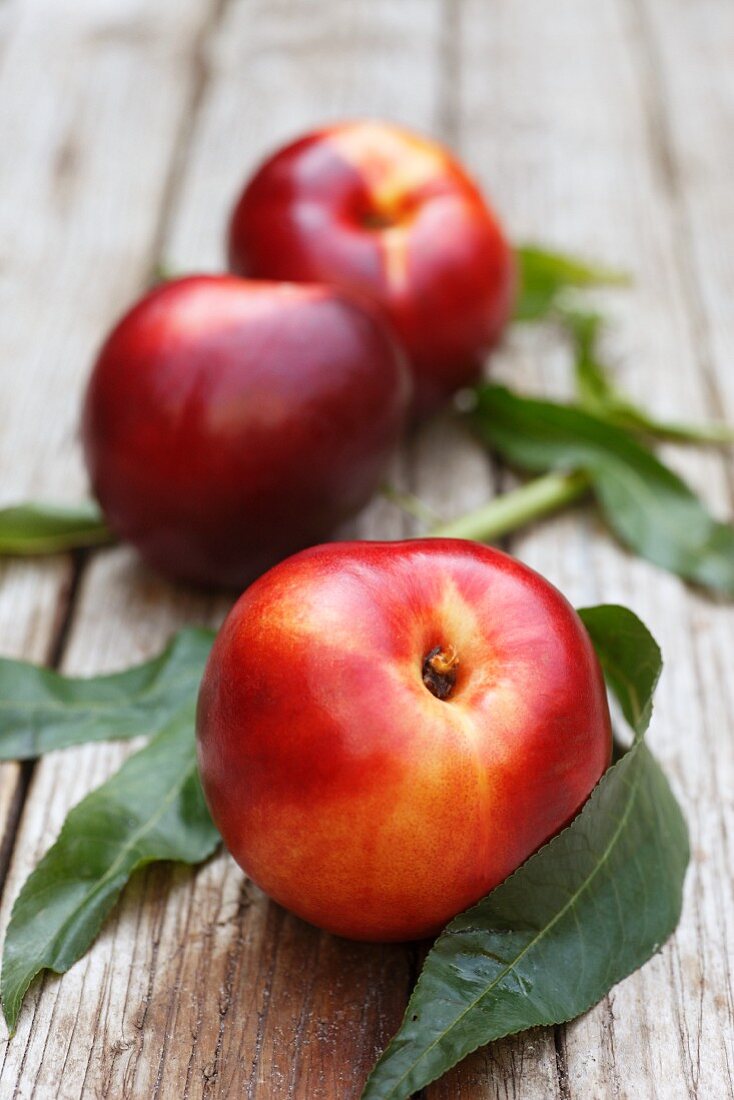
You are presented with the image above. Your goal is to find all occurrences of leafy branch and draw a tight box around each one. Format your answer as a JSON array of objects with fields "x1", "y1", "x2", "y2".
[{"x1": 463, "y1": 384, "x2": 734, "y2": 596}]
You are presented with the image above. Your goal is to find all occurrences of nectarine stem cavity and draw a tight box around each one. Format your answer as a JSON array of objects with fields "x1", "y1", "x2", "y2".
[
  {"x1": 422, "y1": 645, "x2": 459, "y2": 700},
  {"x1": 361, "y1": 210, "x2": 397, "y2": 231}
]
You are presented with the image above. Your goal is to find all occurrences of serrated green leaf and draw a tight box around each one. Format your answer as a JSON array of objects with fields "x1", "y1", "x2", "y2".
[
  {"x1": 362, "y1": 605, "x2": 688, "y2": 1100},
  {"x1": 514, "y1": 245, "x2": 629, "y2": 322},
  {"x1": 471, "y1": 385, "x2": 734, "y2": 596},
  {"x1": 0, "y1": 704, "x2": 219, "y2": 1033},
  {"x1": 0, "y1": 501, "x2": 112, "y2": 555},
  {"x1": 0, "y1": 627, "x2": 215, "y2": 760}
]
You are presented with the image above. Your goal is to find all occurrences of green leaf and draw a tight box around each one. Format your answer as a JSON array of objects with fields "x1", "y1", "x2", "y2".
[
  {"x1": 514, "y1": 253, "x2": 734, "y2": 448},
  {"x1": 574, "y1": 342, "x2": 734, "y2": 446},
  {"x1": 514, "y1": 245, "x2": 629, "y2": 322},
  {"x1": 556, "y1": 303, "x2": 734, "y2": 446},
  {"x1": 0, "y1": 627, "x2": 215, "y2": 760},
  {"x1": 577, "y1": 605, "x2": 661, "y2": 735},
  {"x1": 471, "y1": 385, "x2": 734, "y2": 596},
  {"x1": 362, "y1": 605, "x2": 688, "y2": 1100},
  {"x1": 0, "y1": 704, "x2": 219, "y2": 1034},
  {"x1": 0, "y1": 501, "x2": 112, "y2": 555}
]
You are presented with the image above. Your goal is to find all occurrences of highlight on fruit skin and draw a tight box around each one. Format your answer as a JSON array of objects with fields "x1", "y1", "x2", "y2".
[
  {"x1": 228, "y1": 119, "x2": 517, "y2": 416},
  {"x1": 81, "y1": 275, "x2": 411, "y2": 589},
  {"x1": 196, "y1": 538, "x2": 612, "y2": 942}
]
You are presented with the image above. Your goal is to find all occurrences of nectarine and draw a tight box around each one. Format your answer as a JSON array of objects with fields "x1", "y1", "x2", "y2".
[
  {"x1": 82, "y1": 277, "x2": 410, "y2": 587},
  {"x1": 228, "y1": 121, "x2": 516, "y2": 416},
  {"x1": 196, "y1": 539, "x2": 612, "y2": 941}
]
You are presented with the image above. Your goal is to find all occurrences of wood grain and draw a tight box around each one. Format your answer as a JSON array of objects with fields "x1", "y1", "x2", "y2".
[{"x1": 0, "y1": 0, "x2": 732, "y2": 1097}]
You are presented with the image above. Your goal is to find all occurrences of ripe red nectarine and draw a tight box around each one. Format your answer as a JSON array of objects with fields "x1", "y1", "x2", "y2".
[
  {"x1": 196, "y1": 539, "x2": 612, "y2": 941},
  {"x1": 82, "y1": 276, "x2": 410, "y2": 587},
  {"x1": 228, "y1": 120, "x2": 516, "y2": 416}
]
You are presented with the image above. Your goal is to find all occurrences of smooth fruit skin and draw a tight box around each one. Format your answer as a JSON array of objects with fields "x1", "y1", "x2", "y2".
[
  {"x1": 227, "y1": 120, "x2": 516, "y2": 416},
  {"x1": 197, "y1": 539, "x2": 612, "y2": 942},
  {"x1": 81, "y1": 276, "x2": 410, "y2": 588}
]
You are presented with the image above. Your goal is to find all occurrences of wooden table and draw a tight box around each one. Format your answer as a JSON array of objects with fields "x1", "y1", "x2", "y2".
[{"x1": 0, "y1": 1, "x2": 732, "y2": 1096}]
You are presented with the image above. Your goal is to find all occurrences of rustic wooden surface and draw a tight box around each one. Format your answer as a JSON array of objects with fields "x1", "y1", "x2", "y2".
[{"x1": 0, "y1": 0, "x2": 732, "y2": 1096}]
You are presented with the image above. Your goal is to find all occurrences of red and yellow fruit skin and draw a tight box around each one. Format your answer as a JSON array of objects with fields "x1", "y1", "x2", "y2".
[
  {"x1": 227, "y1": 121, "x2": 516, "y2": 417},
  {"x1": 196, "y1": 539, "x2": 612, "y2": 942},
  {"x1": 81, "y1": 276, "x2": 410, "y2": 588}
]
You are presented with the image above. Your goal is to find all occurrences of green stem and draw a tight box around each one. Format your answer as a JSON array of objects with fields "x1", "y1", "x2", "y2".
[{"x1": 428, "y1": 470, "x2": 590, "y2": 542}]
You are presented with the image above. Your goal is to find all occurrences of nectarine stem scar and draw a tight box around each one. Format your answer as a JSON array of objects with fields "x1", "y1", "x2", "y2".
[{"x1": 422, "y1": 645, "x2": 459, "y2": 700}]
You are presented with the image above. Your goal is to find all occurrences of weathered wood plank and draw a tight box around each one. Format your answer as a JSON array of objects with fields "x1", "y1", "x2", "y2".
[
  {"x1": 434, "y1": 2, "x2": 734, "y2": 1099},
  {"x1": 637, "y1": 0, "x2": 734, "y2": 424}
]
